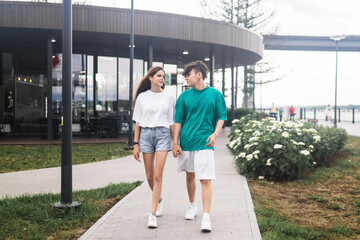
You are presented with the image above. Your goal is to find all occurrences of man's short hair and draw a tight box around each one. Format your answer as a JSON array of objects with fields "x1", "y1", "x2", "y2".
[{"x1": 182, "y1": 61, "x2": 209, "y2": 79}]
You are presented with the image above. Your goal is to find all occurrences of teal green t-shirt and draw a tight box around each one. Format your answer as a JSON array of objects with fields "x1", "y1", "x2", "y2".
[{"x1": 175, "y1": 86, "x2": 227, "y2": 151}]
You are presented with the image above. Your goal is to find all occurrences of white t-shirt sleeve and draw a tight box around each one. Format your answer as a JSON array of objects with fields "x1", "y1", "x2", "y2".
[
  {"x1": 168, "y1": 96, "x2": 176, "y2": 126},
  {"x1": 132, "y1": 95, "x2": 142, "y2": 123}
]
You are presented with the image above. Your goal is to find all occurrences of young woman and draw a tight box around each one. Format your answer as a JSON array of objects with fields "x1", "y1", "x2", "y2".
[{"x1": 132, "y1": 66, "x2": 175, "y2": 228}]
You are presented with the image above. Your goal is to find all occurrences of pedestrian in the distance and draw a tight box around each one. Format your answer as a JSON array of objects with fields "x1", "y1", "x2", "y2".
[
  {"x1": 289, "y1": 105, "x2": 295, "y2": 120},
  {"x1": 172, "y1": 61, "x2": 227, "y2": 232},
  {"x1": 132, "y1": 66, "x2": 176, "y2": 228},
  {"x1": 279, "y1": 107, "x2": 284, "y2": 121},
  {"x1": 325, "y1": 104, "x2": 332, "y2": 122}
]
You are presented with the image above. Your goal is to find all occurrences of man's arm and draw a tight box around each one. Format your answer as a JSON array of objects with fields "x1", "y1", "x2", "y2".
[
  {"x1": 206, "y1": 120, "x2": 224, "y2": 147},
  {"x1": 172, "y1": 122, "x2": 182, "y2": 158}
]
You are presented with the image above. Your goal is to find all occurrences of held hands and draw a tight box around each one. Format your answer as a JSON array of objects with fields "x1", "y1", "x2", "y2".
[
  {"x1": 172, "y1": 143, "x2": 182, "y2": 158},
  {"x1": 206, "y1": 133, "x2": 217, "y2": 147},
  {"x1": 133, "y1": 145, "x2": 141, "y2": 162}
]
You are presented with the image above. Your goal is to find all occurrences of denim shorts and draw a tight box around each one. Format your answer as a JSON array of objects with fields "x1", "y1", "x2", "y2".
[{"x1": 139, "y1": 127, "x2": 171, "y2": 153}]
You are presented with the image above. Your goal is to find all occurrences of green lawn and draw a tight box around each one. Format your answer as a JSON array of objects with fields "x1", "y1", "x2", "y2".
[
  {"x1": 0, "y1": 182, "x2": 141, "y2": 240},
  {"x1": 0, "y1": 143, "x2": 132, "y2": 173},
  {"x1": 250, "y1": 135, "x2": 360, "y2": 240}
]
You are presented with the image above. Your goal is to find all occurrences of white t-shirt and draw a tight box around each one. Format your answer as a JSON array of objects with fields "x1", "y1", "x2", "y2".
[{"x1": 133, "y1": 90, "x2": 175, "y2": 128}]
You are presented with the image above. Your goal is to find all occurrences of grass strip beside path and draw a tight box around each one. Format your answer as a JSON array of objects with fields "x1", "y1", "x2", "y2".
[
  {"x1": 0, "y1": 143, "x2": 132, "y2": 173},
  {"x1": 0, "y1": 181, "x2": 142, "y2": 240},
  {"x1": 249, "y1": 135, "x2": 360, "y2": 240}
]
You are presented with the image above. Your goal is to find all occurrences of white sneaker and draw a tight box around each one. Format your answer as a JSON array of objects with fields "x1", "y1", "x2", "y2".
[
  {"x1": 185, "y1": 204, "x2": 197, "y2": 220},
  {"x1": 156, "y1": 197, "x2": 164, "y2": 217},
  {"x1": 201, "y1": 213, "x2": 211, "y2": 232},
  {"x1": 147, "y1": 214, "x2": 157, "y2": 228}
]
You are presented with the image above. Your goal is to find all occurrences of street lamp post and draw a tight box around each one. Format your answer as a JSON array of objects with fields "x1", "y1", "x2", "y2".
[{"x1": 329, "y1": 35, "x2": 346, "y2": 127}]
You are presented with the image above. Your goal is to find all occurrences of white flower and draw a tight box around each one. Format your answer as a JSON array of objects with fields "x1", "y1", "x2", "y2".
[
  {"x1": 253, "y1": 150, "x2": 260, "y2": 155},
  {"x1": 282, "y1": 132, "x2": 289, "y2": 138},
  {"x1": 258, "y1": 176, "x2": 265, "y2": 180},
  {"x1": 254, "y1": 154, "x2": 259, "y2": 159},
  {"x1": 246, "y1": 154, "x2": 253, "y2": 161},
  {"x1": 313, "y1": 135, "x2": 321, "y2": 142},
  {"x1": 274, "y1": 144, "x2": 283, "y2": 149},
  {"x1": 291, "y1": 140, "x2": 298, "y2": 145},
  {"x1": 245, "y1": 129, "x2": 253, "y2": 132},
  {"x1": 297, "y1": 142, "x2": 305, "y2": 146},
  {"x1": 229, "y1": 139, "x2": 238, "y2": 148},
  {"x1": 254, "y1": 130, "x2": 262, "y2": 137},
  {"x1": 313, "y1": 161, "x2": 317, "y2": 165},
  {"x1": 309, "y1": 145, "x2": 314, "y2": 149},
  {"x1": 308, "y1": 128, "x2": 317, "y2": 133},
  {"x1": 300, "y1": 150, "x2": 310, "y2": 156},
  {"x1": 266, "y1": 158, "x2": 272, "y2": 166},
  {"x1": 234, "y1": 129, "x2": 241, "y2": 133},
  {"x1": 249, "y1": 136, "x2": 259, "y2": 142},
  {"x1": 244, "y1": 144, "x2": 251, "y2": 149},
  {"x1": 232, "y1": 119, "x2": 240, "y2": 124},
  {"x1": 253, "y1": 142, "x2": 259, "y2": 145},
  {"x1": 239, "y1": 152, "x2": 246, "y2": 158}
]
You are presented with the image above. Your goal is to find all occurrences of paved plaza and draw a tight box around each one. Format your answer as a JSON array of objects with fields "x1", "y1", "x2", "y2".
[
  {"x1": 1, "y1": 121, "x2": 359, "y2": 239},
  {"x1": 0, "y1": 128, "x2": 261, "y2": 240}
]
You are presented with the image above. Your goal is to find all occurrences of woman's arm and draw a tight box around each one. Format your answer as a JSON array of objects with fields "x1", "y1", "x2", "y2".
[{"x1": 133, "y1": 122, "x2": 141, "y2": 162}]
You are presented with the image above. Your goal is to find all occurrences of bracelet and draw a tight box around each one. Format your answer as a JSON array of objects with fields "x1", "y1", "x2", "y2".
[{"x1": 133, "y1": 142, "x2": 139, "y2": 145}]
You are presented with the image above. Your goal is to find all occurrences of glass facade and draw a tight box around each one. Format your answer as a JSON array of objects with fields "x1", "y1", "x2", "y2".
[{"x1": 0, "y1": 51, "x2": 148, "y2": 137}]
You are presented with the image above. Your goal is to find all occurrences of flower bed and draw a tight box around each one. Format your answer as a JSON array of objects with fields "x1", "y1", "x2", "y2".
[{"x1": 228, "y1": 114, "x2": 347, "y2": 180}]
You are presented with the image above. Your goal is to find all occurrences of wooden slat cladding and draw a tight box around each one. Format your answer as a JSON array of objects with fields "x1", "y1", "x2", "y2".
[{"x1": 0, "y1": 1, "x2": 263, "y2": 55}]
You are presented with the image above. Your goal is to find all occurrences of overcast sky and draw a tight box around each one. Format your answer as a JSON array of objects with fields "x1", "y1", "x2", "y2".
[{"x1": 90, "y1": 0, "x2": 360, "y2": 107}]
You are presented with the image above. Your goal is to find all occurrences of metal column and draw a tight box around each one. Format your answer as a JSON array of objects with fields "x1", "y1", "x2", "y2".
[
  {"x1": 46, "y1": 37, "x2": 53, "y2": 140},
  {"x1": 128, "y1": 0, "x2": 134, "y2": 147},
  {"x1": 148, "y1": 43, "x2": 153, "y2": 69},
  {"x1": 231, "y1": 58, "x2": 235, "y2": 121},
  {"x1": 209, "y1": 47, "x2": 215, "y2": 87}
]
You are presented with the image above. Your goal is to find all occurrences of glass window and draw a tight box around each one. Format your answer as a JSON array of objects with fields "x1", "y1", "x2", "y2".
[
  {"x1": 73, "y1": 54, "x2": 86, "y2": 121},
  {"x1": 0, "y1": 53, "x2": 14, "y2": 133},
  {"x1": 16, "y1": 52, "x2": 47, "y2": 134},
  {"x1": 87, "y1": 55, "x2": 94, "y2": 115},
  {"x1": 118, "y1": 58, "x2": 143, "y2": 111},
  {"x1": 97, "y1": 56, "x2": 117, "y2": 113}
]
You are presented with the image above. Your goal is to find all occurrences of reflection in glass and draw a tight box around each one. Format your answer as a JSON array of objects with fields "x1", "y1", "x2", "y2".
[{"x1": 97, "y1": 56, "x2": 117, "y2": 113}]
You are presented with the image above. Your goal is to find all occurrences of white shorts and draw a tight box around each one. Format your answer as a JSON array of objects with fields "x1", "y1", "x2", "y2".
[{"x1": 177, "y1": 149, "x2": 215, "y2": 180}]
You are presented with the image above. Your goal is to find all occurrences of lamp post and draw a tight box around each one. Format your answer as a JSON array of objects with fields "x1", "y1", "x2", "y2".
[
  {"x1": 329, "y1": 35, "x2": 346, "y2": 127},
  {"x1": 128, "y1": 0, "x2": 134, "y2": 148}
]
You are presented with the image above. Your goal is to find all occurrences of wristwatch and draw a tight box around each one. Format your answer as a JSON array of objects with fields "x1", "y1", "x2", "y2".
[{"x1": 133, "y1": 142, "x2": 139, "y2": 145}]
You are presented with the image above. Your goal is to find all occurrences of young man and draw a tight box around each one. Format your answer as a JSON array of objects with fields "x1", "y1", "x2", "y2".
[{"x1": 172, "y1": 61, "x2": 227, "y2": 232}]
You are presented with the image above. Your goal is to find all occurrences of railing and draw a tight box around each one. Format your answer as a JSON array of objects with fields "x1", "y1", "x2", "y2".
[{"x1": 256, "y1": 107, "x2": 360, "y2": 124}]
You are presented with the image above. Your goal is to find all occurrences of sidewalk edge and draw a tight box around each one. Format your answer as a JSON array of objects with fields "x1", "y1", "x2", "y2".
[
  {"x1": 240, "y1": 175, "x2": 262, "y2": 240},
  {"x1": 79, "y1": 182, "x2": 145, "y2": 240}
]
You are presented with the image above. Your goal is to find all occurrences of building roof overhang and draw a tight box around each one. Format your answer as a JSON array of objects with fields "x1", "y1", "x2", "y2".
[{"x1": 0, "y1": 1, "x2": 264, "y2": 68}]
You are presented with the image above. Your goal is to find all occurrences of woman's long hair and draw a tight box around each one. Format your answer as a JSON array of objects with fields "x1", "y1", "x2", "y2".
[{"x1": 133, "y1": 66, "x2": 165, "y2": 106}]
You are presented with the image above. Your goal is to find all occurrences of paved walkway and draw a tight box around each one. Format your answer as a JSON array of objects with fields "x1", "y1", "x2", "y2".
[{"x1": 0, "y1": 128, "x2": 261, "y2": 240}]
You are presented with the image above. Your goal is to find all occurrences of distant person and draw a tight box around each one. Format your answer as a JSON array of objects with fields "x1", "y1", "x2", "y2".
[
  {"x1": 279, "y1": 107, "x2": 284, "y2": 121},
  {"x1": 269, "y1": 103, "x2": 277, "y2": 120},
  {"x1": 172, "y1": 61, "x2": 227, "y2": 232},
  {"x1": 289, "y1": 105, "x2": 295, "y2": 120},
  {"x1": 132, "y1": 66, "x2": 176, "y2": 228},
  {"x1": 325, "y1": 104, "x2": 332, "y2": 122}
]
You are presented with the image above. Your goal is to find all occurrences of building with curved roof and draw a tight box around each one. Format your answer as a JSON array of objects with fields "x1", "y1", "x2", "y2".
[{"x1": 0, "y1": 1, "x2": 263, "y2": 138}]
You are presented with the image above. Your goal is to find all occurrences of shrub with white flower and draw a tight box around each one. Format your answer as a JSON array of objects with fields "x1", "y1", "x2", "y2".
[{"x1": 228, "y1": 114, "x2": 347, "y2": 181}]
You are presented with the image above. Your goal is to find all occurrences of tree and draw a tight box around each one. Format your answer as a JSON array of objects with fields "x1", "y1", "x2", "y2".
[{"x1": 200, "y1": 0, "x2": 279, "y2": 109}]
